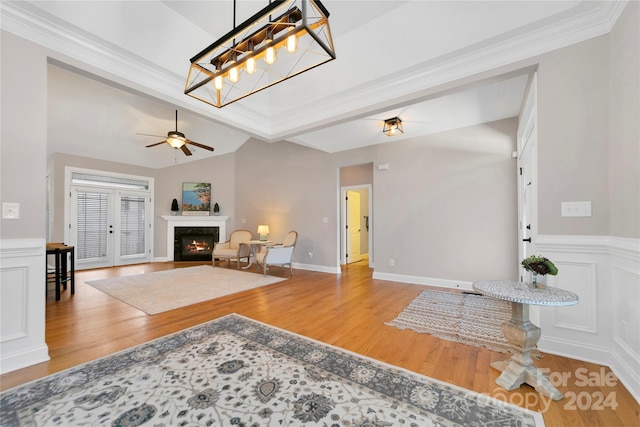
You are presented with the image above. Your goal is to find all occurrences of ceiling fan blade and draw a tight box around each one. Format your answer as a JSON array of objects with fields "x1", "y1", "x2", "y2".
[
  {"x1": 137, "y1": 133, "x2": 165, "y2": 138},
  {"x1": 186, "y1": 140, "x2": 214, "y2": 151},
  {"x1": 181, "y1": 145, "x2": 193, "y2": 156},
  {"x1": 146, "y1": 141, "x2": 167, "y2": 148}
]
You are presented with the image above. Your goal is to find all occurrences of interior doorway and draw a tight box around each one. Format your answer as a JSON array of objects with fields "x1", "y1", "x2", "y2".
[{"x1": 339, "y1": 163, "x2": 373, "y2": 268}]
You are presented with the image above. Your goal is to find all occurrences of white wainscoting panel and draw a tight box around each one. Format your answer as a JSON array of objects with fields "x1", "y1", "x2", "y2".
[
  {"x1": 0, "y1": 266, "x2": 28, "y2": 341},
  {"x1": 610, "y1": 240, "x2": 640, "y2": 403},
  {"x1": 552, "y1": 260, "x2": 597, "y2": 333},
  {"x1": 536, "y1": 235, "x2": 640, "y2": 403},
  {"x1": 0, "y1": 239, "x2": 50, "y2": 374}
]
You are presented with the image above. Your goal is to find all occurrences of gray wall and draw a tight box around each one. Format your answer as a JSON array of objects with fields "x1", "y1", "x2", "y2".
[
  {"x1": 537, "y1": 35, "x2": 611, "y2": 236},
  {"x1": 367, "y1": 120, "x2": 518, "y2": 281},
  {"x1": 609, "y1": 0, "x2": 640, "y2": 239},
  {"x1": 234, "y1": 139, "x2": 338, "y2": 268},
  {"x1": 1, "y1": 32, "x2": 47, "y2": 240},
  {"x1": 231, "y1": 118, "x2": 518, "y2": 281}
]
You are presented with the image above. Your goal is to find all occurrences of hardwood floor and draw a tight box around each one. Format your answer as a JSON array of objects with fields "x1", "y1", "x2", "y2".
[{"x1": 1, "y1": 260, "x2": 638, "y2": 426}]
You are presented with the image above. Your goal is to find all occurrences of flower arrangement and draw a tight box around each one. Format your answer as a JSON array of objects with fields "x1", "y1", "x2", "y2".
[{"x1": 521, "y1": 255, "x2": 558, "y2": 276}]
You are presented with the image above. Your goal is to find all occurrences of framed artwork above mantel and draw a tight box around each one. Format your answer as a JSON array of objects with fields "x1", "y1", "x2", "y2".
[{"x1": 182, "y1": 182, "x2": 211, "y2": 216}]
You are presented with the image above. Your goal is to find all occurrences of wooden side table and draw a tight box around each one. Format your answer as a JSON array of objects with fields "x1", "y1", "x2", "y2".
[
  {"x1": 46, "y1": 243, "x2": 75, "y2": 301},
  {"x1": 242, "y1": 240, "x2": 273, "y2": 270},
  {"x1": 472, "y1": 280, "x2": 579, "y2": 400}
]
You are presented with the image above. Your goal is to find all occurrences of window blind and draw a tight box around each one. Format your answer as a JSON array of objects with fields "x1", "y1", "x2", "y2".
[
  {"x1": 76, "y1": 192, "x2": 109, "y2": 260},
  {"x1": 120, "y1": 196, "x2": 146, "y2": 256}
]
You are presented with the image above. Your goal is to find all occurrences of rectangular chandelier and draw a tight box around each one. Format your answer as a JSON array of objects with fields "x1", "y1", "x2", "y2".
[{"x1": 185, "y1": 0, "x2": 335, "y2": 108}]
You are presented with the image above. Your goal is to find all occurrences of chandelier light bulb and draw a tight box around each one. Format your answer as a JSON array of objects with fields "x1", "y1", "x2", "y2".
[
  {"x1": 214, "y1": 75, "x2": 224, "y2": 90},
  {"x1": 229, "y1": 66, "x2": 239, "y2": 83},
  {"x1": 245, "y1": 56, "x2": 256, "y2": 74},
  {"x1": 286, "y1": 33, "x2": 298, "y2": 53},
  {"x1": 265, "y1": 46, "x2": 276, "y2": 65}
]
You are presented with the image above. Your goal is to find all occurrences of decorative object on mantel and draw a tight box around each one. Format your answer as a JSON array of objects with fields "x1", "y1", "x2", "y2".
[
  {"x1": 171, "y1": 198, "x2": 179, "y2": 215},
  {"x1": 213, "y1": 202, "x2": 220, "y2": 215},
  {"x1": 521, "y1": 255, "x2": 558, "y2": 288},
  {"x1": 182, "y1": 182, "x2": 211, "y2": 216}
]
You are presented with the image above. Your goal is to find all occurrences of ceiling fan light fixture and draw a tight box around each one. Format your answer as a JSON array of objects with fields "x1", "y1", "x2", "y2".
[
  {"x1": 185, "y1": 0, "x2": 335, "y2": 108},
  {"x1": 383, "y1": 117, "x2": 404, "y2": 137},
  {"x1": 167, "y1": 132, "x2": 186, "y2": 148}
]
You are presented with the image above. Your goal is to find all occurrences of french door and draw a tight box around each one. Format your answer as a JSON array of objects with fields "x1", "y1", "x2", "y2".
[{"x1": 69, "y1": 186, "x2": 151, "y2": 269}]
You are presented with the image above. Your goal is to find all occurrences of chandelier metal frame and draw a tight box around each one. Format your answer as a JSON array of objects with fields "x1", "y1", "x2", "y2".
[{"x1": 185, "y1": 0, "x2": 335, "y2": 108}]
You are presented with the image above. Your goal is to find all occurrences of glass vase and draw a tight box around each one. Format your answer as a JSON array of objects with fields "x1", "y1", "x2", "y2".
[{"x1": 531, "y1": 272, "x2": 547, "y2": 289}]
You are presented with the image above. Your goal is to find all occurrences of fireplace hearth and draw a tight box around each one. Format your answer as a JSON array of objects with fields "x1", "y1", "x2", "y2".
[{"x1": 174, "y1": 226, "x2": 219, "y2": 262}]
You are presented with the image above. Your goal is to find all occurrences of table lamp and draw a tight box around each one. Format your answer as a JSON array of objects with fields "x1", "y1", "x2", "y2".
[{"x1": 257, "y1": 225, "x2": 270, "y2": 241}]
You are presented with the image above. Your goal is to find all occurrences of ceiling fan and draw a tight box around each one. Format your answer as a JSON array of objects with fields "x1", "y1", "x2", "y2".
[{"x1": 138, "y1": 110, "x2": 214, "y2": 156}]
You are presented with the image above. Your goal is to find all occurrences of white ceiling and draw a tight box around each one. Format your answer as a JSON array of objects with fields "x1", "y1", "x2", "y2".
[{"x1": 1, "y1": 1, "x2": 626, "y2": 168}]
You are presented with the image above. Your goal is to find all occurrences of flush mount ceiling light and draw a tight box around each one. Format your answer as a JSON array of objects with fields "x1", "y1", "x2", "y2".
[
  {"x1": 383, "y1": 117, "x2": 404, "y2": 136},
  {"x1": 185, "y1": 0, "x2": 335, "y2": 108}
]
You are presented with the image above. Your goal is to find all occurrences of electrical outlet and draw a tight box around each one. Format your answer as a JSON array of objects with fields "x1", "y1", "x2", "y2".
[
  {"x1": 389, "y1": 258, "x2": 395, "y2": 267},
  {"x1": 308, "y1": 252, "x2": 313, "y2": 258}
]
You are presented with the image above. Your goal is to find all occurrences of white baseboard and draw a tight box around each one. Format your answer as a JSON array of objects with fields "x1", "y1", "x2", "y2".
[
  {"x1": 0, "y1": 345, "x2": 50, "y2": 374},
  {"x1": 372, "y1": 272, "x2": 474, "y2": 291},
  {"x1": 537, "y1": 336, "x2": 612, "y2": 367},
  {"x1": 611, "y1": 337, "x2": 640, "y2": 403},
  {"x1": 292, "y1": 262, "x2": 341, "y2": 274}
]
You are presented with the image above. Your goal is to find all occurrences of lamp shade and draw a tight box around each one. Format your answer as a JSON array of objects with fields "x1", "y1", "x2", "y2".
[
  {"x1": 185, "y1": 0, "x2": 335, "y2": 108},
  {"x1": 257, "y1": 225, "x2": 270, "y2": 241}
]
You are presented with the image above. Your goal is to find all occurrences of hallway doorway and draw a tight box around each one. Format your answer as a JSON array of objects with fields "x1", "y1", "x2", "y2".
[{"x1": 339, "y1": 163, "x2": 373, "y2": 268}]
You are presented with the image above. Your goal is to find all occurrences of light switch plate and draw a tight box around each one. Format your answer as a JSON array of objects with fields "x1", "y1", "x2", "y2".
[
  {"x1": 2, "y1": 202, "x2": 20, "y2": 219},
  {"x1": 561, "y1": 201, "x2": 592, "y2": 217}
]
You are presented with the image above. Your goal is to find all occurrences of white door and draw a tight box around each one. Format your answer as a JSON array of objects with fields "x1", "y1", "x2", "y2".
[
  {"x1": 517, "y1": 74, "x2": 538, "y2": 282},
  {"x1": 70, "y1": 187, "x2": 150, "y2": 269},
  {"x1": 346, "y1": 190, "x2": 362, "y2": 263}
]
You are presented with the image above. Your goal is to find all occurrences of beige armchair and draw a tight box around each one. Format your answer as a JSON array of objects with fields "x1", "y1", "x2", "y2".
[
  {"x1": 255, "y1": 231, "x2": 298, "y2": 276},
  {"x1": 212, "y1": 229, "x2": 252, "y2": 269}
]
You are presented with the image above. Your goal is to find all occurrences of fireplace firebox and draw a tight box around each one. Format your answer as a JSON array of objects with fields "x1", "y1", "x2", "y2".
[{"x1": 174, "y1": 226, "x2": 219, "y2": 262}]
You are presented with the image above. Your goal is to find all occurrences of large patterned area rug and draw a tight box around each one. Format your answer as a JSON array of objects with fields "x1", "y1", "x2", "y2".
[
  {"x1": 386, "y1": 289, "x2": 536, "y2": 355},
  {"x1": 86, "y1": 265, "x2": 285, "y2": 314},
  {"x1": 0, "y1": 314, "x2": 544, "y2": 426}
]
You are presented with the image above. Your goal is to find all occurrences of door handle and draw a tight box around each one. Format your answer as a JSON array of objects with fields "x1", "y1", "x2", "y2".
[{"x1": 522, "y1": 238, "x2": 531, "y2": 243}]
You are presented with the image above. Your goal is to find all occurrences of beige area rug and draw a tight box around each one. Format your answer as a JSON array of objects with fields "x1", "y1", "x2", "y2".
[
  {"x1": 86, "y1": 265, "x2": 286, "y2": 315},
  {"x1": 386, "y1": 289, "x2": 539, "y2": 356}
]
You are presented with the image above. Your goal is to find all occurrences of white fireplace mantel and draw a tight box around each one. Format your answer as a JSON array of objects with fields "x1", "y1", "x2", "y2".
[{"x1": 162, "y1": 215, "x2": 228, "y2": 261}]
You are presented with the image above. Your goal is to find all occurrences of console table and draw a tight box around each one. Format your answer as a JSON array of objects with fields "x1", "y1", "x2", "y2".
[{"x1": 472, "y1": 280, "x2": 579, "y2": 400}]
